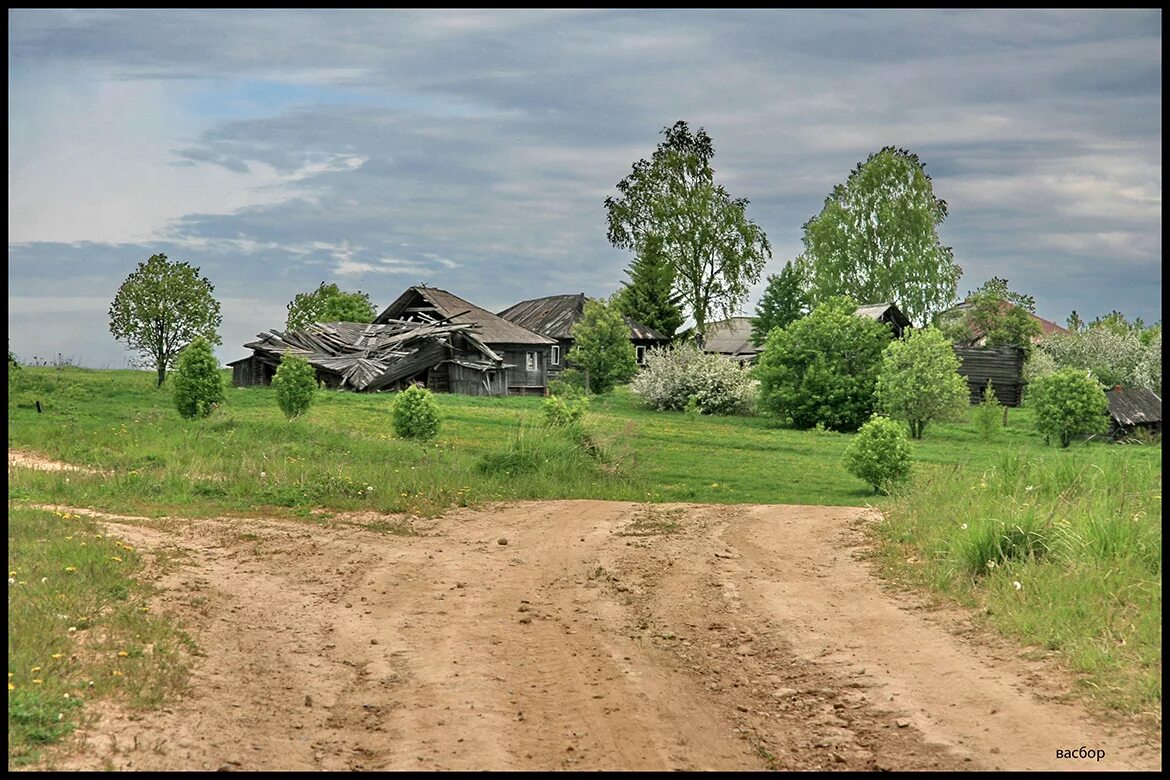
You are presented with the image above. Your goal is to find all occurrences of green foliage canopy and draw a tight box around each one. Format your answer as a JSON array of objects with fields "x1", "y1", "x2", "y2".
[
  {"x1": 802, "y1": 147, "x2": 960, "y2": 328},
  {"x1": 940, "y1": 277, "x2": 1041, "y2": 357},
  {"x1": 755, "y1": 296, "x2": 892, "y2": 431},
  {"x1": 568, "y1": 298, "x2": 638, "y2": 394},
  {"x1": 393, "y1": 384, "x2": 440, "y2": 440},
  {"x1": 751, "y1": 258, "x2": 809, "y2": 346},
  {"x1": 172, "y1": 336, "x2": 224, "y2": 419},
  {"x1": 842, "y1": 415, "x2": 912, "y2": 495},
  {"x1": 286, "y1": 282, "x2": 377, "y2": 330},
  {"x1": 272, "y1": 353, "x2": 317, "y2": 420},
  {"x1": 108, "y1": 253, "x2": 222, "y2": 387},
  {"x1": 614, "y1": 235, "x2": 684, "y2": 340},
  {"x1": 605, "y1": 120, "x2": 771, "y2": 343},
  {"x1": 875, "y1": 326, "x2": 969, "y2": 439},
  {"x1": 1028, "y1": 368, "x2": 1108, "y2": 447}
]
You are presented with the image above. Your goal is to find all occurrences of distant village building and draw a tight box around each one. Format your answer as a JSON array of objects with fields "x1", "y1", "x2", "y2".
[
  {"x1": 952, "y1": 346, "x2": 1027, "y2": 407},
  {"x1": 939, "y1": 300, "x2": 1070, "y2": 347},
  {"x1": 853, "y1": 302, "x2": 912, "y2": 339},
  {"x1": 1104, "y1": 386, "x2": 1162, "y2": 440},
  {"x1": 496, "y1": 293, "x2": 669, "y2": 377},
  {"x1": 375, "y1": 286, "x2": 555, "y2": 396},
  {"x1": 694, "y1": 317, "x2": 760, "y2": 364},
  {"x1": 229, "y1": 319, "x2": 509, "y2": 395}
]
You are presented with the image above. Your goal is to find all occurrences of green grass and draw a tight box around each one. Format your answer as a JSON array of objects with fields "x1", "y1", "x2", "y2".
[
  {"x1": 875, "y1": 449, "x2": 1161, "y2": 721},
  {"x1": 7, "y1": 507, "x2": 193, "y2": 766},
  {"x1": 7, "y1": 365, "x2": 1161, "y2": 725}
]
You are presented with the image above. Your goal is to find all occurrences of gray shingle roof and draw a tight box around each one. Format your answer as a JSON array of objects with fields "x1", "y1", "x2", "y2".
[{"x1": 376, "y1": 286, "x2": 555, "y2": 346}]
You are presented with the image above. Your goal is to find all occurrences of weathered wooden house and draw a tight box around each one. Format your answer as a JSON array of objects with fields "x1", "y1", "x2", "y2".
[
  {"x1": 694, "y1": 317, "x2": 760, "y2": 364},
  {"x1": 940, "y1": 300, "x2": 1070, "y2": 346},
  {"x1": 854, "y1": 302, "x2": 912, "y2": 339},
  {"x1": 952, "y1": 346, "x2": 1027, "y2": 407},
  {"x1": 375, "y1": 286, "x2": 556, "y2": 395},
  {"x1": 496, "y1": 293, "x2": 669, "y2": 377},
  {"x1": 229, "y1": 320, "x2": 509, "y2": 395},
  {"x1": 1104, "y1": 386, "x2": 1161, "y2": 440}
]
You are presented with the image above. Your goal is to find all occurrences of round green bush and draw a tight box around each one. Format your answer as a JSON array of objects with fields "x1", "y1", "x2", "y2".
[
  {"x1": 393, "y1": 384, "x2": 440, "y2": 440},
  {"x1": 1027, "y1": 368, "x2": 1108, "y2": 447},
  {"x1": 172, "y1": 336, "x2": 224, "y2": 419},
  {"x1": 842, "y1": 415, "x2": 912, "y2": 495},
  {"x1": 272, "y1": 353, "x2": 317, "y2": 419}
]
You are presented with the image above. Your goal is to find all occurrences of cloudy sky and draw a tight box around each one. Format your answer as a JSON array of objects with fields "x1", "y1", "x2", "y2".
[{"x1": 8, "y1": 9, "x2": 1162, "y2": 368}]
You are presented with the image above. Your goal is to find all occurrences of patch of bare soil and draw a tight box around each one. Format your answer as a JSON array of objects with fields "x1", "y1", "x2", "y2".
[
  {"x1": 8, "y1": 450, "x2": 108, "y2": 474},
  {"x1": 22, "y1": 499, "x2": 1161, "y2": 772}
]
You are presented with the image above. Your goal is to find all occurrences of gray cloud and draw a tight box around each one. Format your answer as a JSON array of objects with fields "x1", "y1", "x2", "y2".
[{"x1": 7, "y1": 9, "x2": 1161, "y2": 368}]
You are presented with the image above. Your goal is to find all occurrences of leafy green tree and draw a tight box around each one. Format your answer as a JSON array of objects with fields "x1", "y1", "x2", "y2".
[
  {"x1": 568, "y1": 298, "x2": 638, "y2": 394},
  {"x1": 802, "y1": 147, "x2": 960, "y2": 328},
  {"x1": 974, "y1": 381, "x2": 1003, "y2": 441},
  {"x1": 875, "y1": 326, "x2": 968, "y2": 439},
  {"x1": 272, "y1": 353, "x2": 317, "y2": 420},
  {"x1": 842, "y1": 415, "x2": 912, "y2": 495},
  {"x1": 614, "y1": 235, "x2": 684, "y2": 340},
  {"x1": 755, "y1": 296, "x2": 892, "y2": 431},
  {"x1": 1028, "y1": 368, "x2": 1108, "y2": 447},
  {"x1": 1066, "y1": 310, "x2": 1086, "y2": 333},
  {"x1": 286, "y1": 282, "x2": 377, "y2": 330},
  {"x1": 108, "y1": 253, "x2": 222, "y2": 387},
  {"x1": 939, "y1": 277, "x2": 1041, "y2": 356},
  {"x1": 605, "y1": 120, "x2": 771, "y2": 345},
  {"x1": 172, "y1": 336, "x2": 225, "y2": 419},
  {"x1": 393, "y1": 384, "x2": 440, "y2": 441},
  {"x1": 751, "y1": 257, "x2": 809, "y2": 346}
]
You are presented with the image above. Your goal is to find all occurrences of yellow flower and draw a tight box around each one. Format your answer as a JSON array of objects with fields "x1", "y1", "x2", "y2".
[
  {"x1": 111, "y1": 670, "x2": 123, "y2": 677},
  {"x1": 7, "y1": 683, "x2": 13, "y2": 691},
  {"x1": 110, "y1": 556, "x2": 123, "y2": 563},
  {"x1": 32, "y1": 679, "x2": 44, "y2": 685},
  {"x1": 64, "y1": 567, "x2": 77, "y2": 573},
  {"x1": 50, "y1": 653, "x2": 64, "y2": 660},
  {"x1": 31, "y1": 666, "x2": 42, "y2": 673},
  {"x1": 117, "y1": 651, "x2": 129, "y2": 658}
]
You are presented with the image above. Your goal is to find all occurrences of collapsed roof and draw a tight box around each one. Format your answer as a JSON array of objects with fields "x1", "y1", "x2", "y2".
[{"x1": 240, "y1": 319, "x2": 505, "y2": 392}]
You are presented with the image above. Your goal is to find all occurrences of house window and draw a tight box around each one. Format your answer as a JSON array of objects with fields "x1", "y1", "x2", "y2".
[
  {"x1": 636, "y1": 345, "x2": 646, "y2": 365},
  {"x1": 526, "y1": 351, "x2": 538, "y2": 372},
  {"x1": 551, "y1": 345, "x2": 560, "y2": 365}
]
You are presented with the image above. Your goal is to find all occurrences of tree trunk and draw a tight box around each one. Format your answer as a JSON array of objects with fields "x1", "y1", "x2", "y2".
[{"x1": 156, "y1": 364, "x2": 166, "y2": 387}]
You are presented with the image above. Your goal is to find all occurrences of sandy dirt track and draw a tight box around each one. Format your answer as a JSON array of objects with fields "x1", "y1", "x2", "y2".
[{"x1": 21, "y1": 497, "x2": 1160, "y2": 772}]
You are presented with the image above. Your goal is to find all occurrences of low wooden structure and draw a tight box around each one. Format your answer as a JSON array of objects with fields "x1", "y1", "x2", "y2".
[
  {"x1": 229, "y1": 320, "x2": 508, "y2": 395},
  {"x1": 1104, "y1": 386, "x2": 1162, "y2": 440},
  {"x1": 497, "y1": 293, "x2": 669, "y2": 376},
  {"x1": 854, "y1": 302, "x2": 912, "y2": 339},
  {"x1": 952, "y1": 346, "x2": 1027, "y2": 407},
  {"x1": 375, "y1": 286, "x2": 555, "y2": 396}
]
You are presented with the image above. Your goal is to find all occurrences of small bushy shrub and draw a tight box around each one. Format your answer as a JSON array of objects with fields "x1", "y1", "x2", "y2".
[
  {"x1": 630, "y1": 342, "x2": 758, "y2": 415},
  {"x1": 1027, "y1": 368, "x2": 1108, "y2": 447},
  {"x1": 974, "y1": 381, "x2": 1003, "y2": 441},
  {"x1": 875, "y1": 326, "x2": 968, "y2": 439},
  {"x1": 541, "y1": 394, "x2": 589, "y2": 427},
  {"x1": 393, "y1": 384, "x2": 440, "y2": 440},
  {"x1": 172, "y1": 336, "x2": 224, "y2": 419},
  {"x1": 841, "y1": 415, "x2": 911, "y2": 495},
  {"x1": 548, "y1": 368, "x2": 586, "y2": 398},
  {"x1": 272, "y1": 353, "x2": 317, "y2": 420}
]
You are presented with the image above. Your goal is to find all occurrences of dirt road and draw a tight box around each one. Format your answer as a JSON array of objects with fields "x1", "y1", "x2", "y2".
[{"x1": 27, "y1": 499, "x2": 1160, "y2": 771}]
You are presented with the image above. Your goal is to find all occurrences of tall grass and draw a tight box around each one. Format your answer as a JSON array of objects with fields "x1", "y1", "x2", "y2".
[{"x1": 877, "y1": 448, "x2": 1161, "y2": 719}]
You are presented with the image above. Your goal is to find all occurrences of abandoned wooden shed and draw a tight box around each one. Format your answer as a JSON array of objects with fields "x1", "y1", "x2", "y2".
[
  {"x1": 229, "y1": 320, "x2": 509, "y2": 395},
  {"x1": 952, "y1": 346, "x2": 1027, "y2": 407},
  {"x1": 374, "y1": 286, "x2": 556, "y2": 395},
  {"x1": 496, "y1": 293, "x2": 669, "y2": 377},
  {"x1": 1104, "y1": 386, "x2": 1162, "y2": 440}
]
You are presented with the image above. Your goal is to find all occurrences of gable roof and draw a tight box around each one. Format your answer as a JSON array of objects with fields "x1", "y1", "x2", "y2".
[
  {"x1": 375, "y1": 286, "x2": 554, "y2": 346},
  {"x1": 854, "y1": 302, "x2": 912, "y2": 329},
  {"x1": 941, "y1": 300, "x2": 1070, "y2": 345},
  {"x1": 497, "y1": 293, "x2": 668, "y2": 342},
  {"x1": 701, "y1": 317, "x2": 759, "y2": 357}
]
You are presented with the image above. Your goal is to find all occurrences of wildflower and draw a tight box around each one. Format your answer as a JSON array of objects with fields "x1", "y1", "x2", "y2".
[
  {"x1": 111, "y1": 670, "x2": 123, "y2": 677},
  {"x1": 986, "y1": 560, "x2": 997, "y2": 569},
  {"x1": 41, "y1": 577, "x2": 48, "y2": 583},
  {"x1": 58, "y1": 713, "x2": 64, "y2": 721},
  {"x1": 110, "y1": 556, "x2": 123, "y2": 563},
  {"x1": 960, "y1": 523, "x2": 968, "y2": 530},
  {"x1": 260, "y1": 471, "x2": 267, "y2": 478},
  {"x1": 32, "y1": 679, "x2": 43, "y2": 685},
  {"x1": 8, "y1": 571, "x2": 15, "y2": 577},
  {"x1": 7, "y1": 578, "x2": 13, "y2": 586},
  {"x1": 1025, "y1": 485, "x2": 1035, "y2": 492},
  {"x1": 31, "y1": 667, "x2": 42, "y2": 673},
  {"x1": 51, "y1": 653, "x2": 64, "y2": 660},
  {"x1": 141, "y1": 607, "x2": 149, "y2": 613},
  {"x1": 1013, "y1": 581, "x2": 1022, "y2": 591},
  {"x1": 68, "y1": 627, "x2": 77, "y2": 633},
  {"x1": 7, "y1": 683, "x2": 13, "y2": 691},
  {"x1": 117, "y1": 651, "x2": 129, "y2": 658},
  {"x1": 64, "y1": 567, "x2": 76, "y2": 573}
]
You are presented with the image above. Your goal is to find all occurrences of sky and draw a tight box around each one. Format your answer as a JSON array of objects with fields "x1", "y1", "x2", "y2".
[{"x1": 7, "y1": 9, "x2": 1162, "y2": 368}]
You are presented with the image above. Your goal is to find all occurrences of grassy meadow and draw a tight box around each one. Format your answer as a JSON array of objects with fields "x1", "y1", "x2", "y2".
[{"x1": 7, "y1": 364, "x2": 1162, "y2": 759}]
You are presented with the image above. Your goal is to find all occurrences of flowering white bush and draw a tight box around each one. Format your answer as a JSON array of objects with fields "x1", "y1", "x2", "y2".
[
  {"x1": 630, "y1": 343, "x2": 758, "y2": 415},
  {"x1": 1038, "y1": 327, "x2": 1161, "y2": 393}
]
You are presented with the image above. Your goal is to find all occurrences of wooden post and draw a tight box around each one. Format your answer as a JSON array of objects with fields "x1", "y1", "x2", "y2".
[
  {"x1": 36, "y1": 400, "x2": 42, "y2": 413},
  {"x1": 1002, "y1": 405, "x2": 1008, "y2": 427}
]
